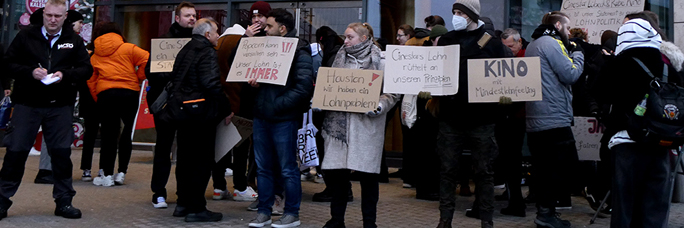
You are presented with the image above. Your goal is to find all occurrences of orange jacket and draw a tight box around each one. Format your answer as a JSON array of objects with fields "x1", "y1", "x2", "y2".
[{"x1": 88, "y1": 33, "x2": 149, "y2": 101}]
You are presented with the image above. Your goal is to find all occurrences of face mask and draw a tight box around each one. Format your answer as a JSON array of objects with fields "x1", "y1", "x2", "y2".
[{"x1": 452, "y1": 15, "x2": 468, "y2": 31}]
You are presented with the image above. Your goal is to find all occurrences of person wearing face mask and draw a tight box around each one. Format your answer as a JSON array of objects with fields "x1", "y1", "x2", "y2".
[
  {"x1": 320, "y1": 22, "x2": 399, "y2": 228},
  {"x1": 524, "y1": 11, "x2": 584, "y2": 228},
  {"x1": 427, "y1": 1, "x2": 508, "y2": 228}
]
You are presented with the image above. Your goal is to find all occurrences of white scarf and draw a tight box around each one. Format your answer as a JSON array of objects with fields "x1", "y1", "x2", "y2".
[{"x1": 615, "y1": 18, "x2": 662, "y2": 55}]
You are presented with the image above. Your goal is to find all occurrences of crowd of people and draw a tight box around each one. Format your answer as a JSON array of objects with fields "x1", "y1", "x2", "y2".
[{"x1": 0, "y1": 0, "x2": 681, "y2": 228}]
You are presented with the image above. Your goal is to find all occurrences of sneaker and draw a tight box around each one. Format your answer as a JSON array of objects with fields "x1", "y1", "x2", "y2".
[
  {"x1": 248, "y1": 213, "x2": 272, "y2": 227},
  {"x1": 213, "y1": 189, "x2": 229, "y2": 200},
  {"x1": 314, "y1": 173, "x2": 324, "y2": 183},
  {"x1": 93, "y1": 175, "x2": 114, "y2": 187},
  {"x1": 402, "y1": 183, "x2": 413, "y2": 188},
  {"x1": 185, "y1": 209, "x2": 223, "y2": 222},
  {"x1": 81, "y1": 170, "x2": 92, "y2": 182},
  {"x1": 152, "y1": 196, "x2": 168, "y2": 209},
  {"x1": 247, "y1": 199, "x2": 259, "y2": 211},
  {"x1": 233, "y1": 187, "x2": 258, "y2": 202},
  {"x1": 114, "y1": 172, "x2": 125, "y2": 185},
  {"x1": 225, "y1": 168, "x2": 233, "y2": 177},
  {"x1": 271, "y1": 214, "x2": 300, "y2": 228},
  {"x1": 54, "y1": 205, "x2": 82, "y2": 219},
  {"x1": 272, "y1": 195, "x2": 284, "y2": 216}
]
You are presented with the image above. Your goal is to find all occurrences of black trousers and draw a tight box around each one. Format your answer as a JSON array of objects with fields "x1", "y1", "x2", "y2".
[
  {"x1": 0, "y1": 104, "x2": 76, "y2": 206},
  {"x1": 150, "y1": 114, "x2": 178, "y2": 198},
  {"x1": 494, "y1": 117, "x2": 526, "y2": 207},
  {"x1": 79, "y1": 115, "x2": 100, "y2": 170},
  {"x1": 527, "y1": 127, "x2": 578, "y2": 210},
  {"x1": 403, "y1": 97, "x2": 439, "y2": 195},
  {"x1": 610, "y1": 143, "x2": 677, "y2": 228},
  {"x1": 212, "y1": 137, "x2": 250, "y2": 191},
  {"x1": 97, "y1": 89, "x2": 138, "y2": 176},
  {"x1": 176, "y1": 121, "x2": 215, "y2": 212},
  {"x1": 326, "y1": 169, "x2": 378, "y2": 228}
]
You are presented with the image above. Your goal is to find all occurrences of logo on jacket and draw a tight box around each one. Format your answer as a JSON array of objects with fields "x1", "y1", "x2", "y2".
[
  {"x1": 57, "y1": 43, "x2": 74, "y2": 50},
  {"x1": 663, "y1": 104, "x2": 679, "y2": 120}
]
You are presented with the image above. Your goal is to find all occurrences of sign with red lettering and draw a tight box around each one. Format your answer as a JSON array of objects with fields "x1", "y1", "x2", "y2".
[
  {"x1": 571, "y1": 116, "x2": 604, "y2": 161},
  {"x1": 311, "y1": 67, "x2": 383, "y2": 113},
  {"x1": 226, "y1": 37, "x2": 299, "y2": 86}
]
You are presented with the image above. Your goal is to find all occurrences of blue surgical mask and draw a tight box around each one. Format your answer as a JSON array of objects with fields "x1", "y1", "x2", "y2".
[{"x1": 452, "y1": 15, "x2": 468, "y2": 31}]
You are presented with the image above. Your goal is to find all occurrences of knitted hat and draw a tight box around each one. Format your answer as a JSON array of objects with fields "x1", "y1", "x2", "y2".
[
  {"x1": 615, "y1": 18, "x2": 662, "y2": 55},
  {"x1": 430, "y1": 25, "x2": 448, "y2": 40},
  {"x1": 250, "y1": 1, "x2": 271, "y2": 17},
  {"x1": 453, "y1": 0, "x2": 480, "y2": 22},
  {"x1": 65, "y1": 10, "x2": 84, "y2": 25}
]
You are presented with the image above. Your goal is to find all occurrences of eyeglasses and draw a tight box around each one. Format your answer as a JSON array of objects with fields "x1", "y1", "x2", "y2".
[{"x1": 396, "y1": 34, "x2": 406, "y2": 38}]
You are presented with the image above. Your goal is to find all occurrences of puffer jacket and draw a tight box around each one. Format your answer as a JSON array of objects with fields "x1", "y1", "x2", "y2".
[
  {"x1": 88, "y1": 33, "x2": 149, "y2": 101},
  {"x1": 525, "y1": 25, "x2": 584, "y2": 132}
]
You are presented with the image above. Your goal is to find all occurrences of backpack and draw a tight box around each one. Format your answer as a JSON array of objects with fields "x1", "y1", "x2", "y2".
[{"x1": 626, "y1": 57, "x2": 684, "y2": 148}]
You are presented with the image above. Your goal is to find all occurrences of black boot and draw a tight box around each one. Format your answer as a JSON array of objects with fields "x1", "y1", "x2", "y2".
[
  {"x1": 185, "y1": 209, "x2": 222, "y2": 222},
  {"x1": 55, "y1": 205, "x2": 82, "y2": 219},
  {"x1": 323, "y1": 219, "x2": 346, "y2": 228},
  {"x1": 0, "y1": 198, "x2": 12, "y2": 220},
  {"x1": 35, "y1": 169, "x2": 54, "y2": 184},
  {"x1": 534, "y1": 207, "x2": 570, "y2": 228},
  {"x1": 436, "y1": 218, "x2": 452, "y2": 228}
]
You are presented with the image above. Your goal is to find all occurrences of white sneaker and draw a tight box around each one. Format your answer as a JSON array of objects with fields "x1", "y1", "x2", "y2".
[
  {"x1": 313, "y1": 174, "x2": 324, "y2": 183},
  {"x1": 29, "y1": 147, "x2": 41, "y2": 156},
  {"x1": 233, "y1": 187, "x2": 258, "y2": 202},
  {"x1": 213, "y1": 189, "x2": 229, "y2": 200},
  {"x1": 225, "y1": 168, "x2": 233, "y2": 177},
  {"x1": 114, "y1": 172, "x2": 125, "y2": 185},
  {"x1": 272, "y1": 195, "x2": 284, "y2": 216},
  {"x1": 93, "y1": 175, "x2": 114, "y2": 187},
  {"x1": 153, "y1": 196, "x2": 168, "y2": 209}
]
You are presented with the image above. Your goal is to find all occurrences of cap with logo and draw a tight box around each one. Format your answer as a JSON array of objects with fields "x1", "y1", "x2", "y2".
[{"x1": 250, "y1": 1, "x2": 271, "y2": 17}]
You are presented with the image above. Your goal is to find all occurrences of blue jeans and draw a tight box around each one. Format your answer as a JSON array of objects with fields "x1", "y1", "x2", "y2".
[{"x1": 253, "y1": 118, "x2": 301, "y2": 217}]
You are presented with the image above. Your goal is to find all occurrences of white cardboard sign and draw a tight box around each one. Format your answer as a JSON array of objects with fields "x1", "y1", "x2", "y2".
[
  {"x1": 226, "y1": 37, "x2": 299, "y2": 86},
  {"x1": 561, "y1": 0, "x2": 646, "y2": 44},
  {"x1": 383, "y1": 45, "x2": 460, "y2": 95}
]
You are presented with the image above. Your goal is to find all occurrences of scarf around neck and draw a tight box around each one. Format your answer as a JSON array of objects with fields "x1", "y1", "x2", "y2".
[{"x1": 332, "y1": 39, "x2": 380, "y2": 70}]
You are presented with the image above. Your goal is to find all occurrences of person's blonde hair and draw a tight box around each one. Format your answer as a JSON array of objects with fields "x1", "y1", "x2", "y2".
[
  {"x1": 347, "y1": 22, "x2": 379, "y2": 47},
  {"x1": 46, "y1": 0, "x2": 68, "y2": 10}
]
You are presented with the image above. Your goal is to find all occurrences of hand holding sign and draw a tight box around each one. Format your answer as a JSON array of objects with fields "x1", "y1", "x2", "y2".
[
  {"x1": 227, "y1": 37, "x2": 299, "y2": 86},
  {"x1": 150, "y1": 38, "x2": 191, "y2": 73}
]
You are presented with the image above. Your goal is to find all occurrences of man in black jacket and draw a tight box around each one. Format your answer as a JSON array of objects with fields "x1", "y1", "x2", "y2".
[
  {"x1": 246, "y1": 9, "x2": 314, "y2": 228},
  {"x1": 146, "y1": 1, "x2": 195, "y2": 209},
  {"x1": 170, "y1": 18, "x2": 230, "y2": 222},
  {"x1": 431, "y1": 0, "x2": 507, "y2": 227},
  {"x1": 0, "y1": 0, "x2": 91, "y2": 220}
]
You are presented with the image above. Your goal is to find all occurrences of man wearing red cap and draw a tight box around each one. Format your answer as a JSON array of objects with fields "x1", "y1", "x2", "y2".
[{"x1": 246, "y1": 1, "x2": 271, "y2": 37}]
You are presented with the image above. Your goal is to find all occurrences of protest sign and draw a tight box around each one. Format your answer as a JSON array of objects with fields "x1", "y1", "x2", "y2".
[
  {"x1": 149, "y1": 38, "x2": 191, "y2": 73},
  {"x1": 215, "y1": 122, "x2": 242, "y2": 162},
  {"x1": 383, "y1": 45, "x2": 460, "y2": 95},
  {"x1": 467, "y1": 57, "x2": 542, "y2": 103},
  {"x1": 226, "y1": 37, "x2": 299, "y2": 86},
  {"x1": 561, "y1": 0, "x2": 645, "y2": 44},
  {"x1": 312, "y1": 67, "x2": 383, "y2": 113},
  {"x1": 232, "y1": 116, "x2": 253, "y2": 147},
  {"x1": 571, "y1": 116, "x2": 604, "y2": 161}
]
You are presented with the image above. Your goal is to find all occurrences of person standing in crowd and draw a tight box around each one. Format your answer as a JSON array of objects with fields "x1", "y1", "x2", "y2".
[
  {"x1": 320, "y1": 22, "x2": 398, "y2": 228},
  {"x1": 246, "y1": 1, "x2": 271, "y2": 37},
  {"x1": 422, "y1": 16, "x2": 446, "y2": 46},
  {"x1": 0, "y1": 0, "x2": 92, "y2": 219},
  {"x1": 524, "y1": 11, "x2": 584, "y2": 228},
  {"x1": 246, "y1": 9, "x2": 314, "y2": 228},
  {"x1": 212, "y1": 23, "x2": 258, "y2": 202},
  {"x1": 396, "y1": 24, "x2": 413, "y2": 45},
  {"x1": 429, "y1": 0, "x2": 507, "y2": 227},
  {"x1": 170, "y1": 17, "x2": 230, "y2": 222},
  {"x1": 594, "y1": 15, "x2": 679, "y2": 228},
  {"x1": 147, "y1": 1, "x2": 195, "y2": 209},
  {"x1": 87, "y1": 22, "x2": 149, "y2": 187},
  {"x1": 500, "y1": 28, "x2": 528, "y2": 57}
]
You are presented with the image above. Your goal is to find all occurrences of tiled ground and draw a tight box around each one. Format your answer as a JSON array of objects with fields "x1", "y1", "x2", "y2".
[{"x1": 0, "y1": 149, "x2": 682, "y2": 228}]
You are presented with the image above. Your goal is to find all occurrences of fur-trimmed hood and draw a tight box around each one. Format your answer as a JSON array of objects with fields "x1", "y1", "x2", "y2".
[{"x1": 660, "y1": 41, "x2": 684, "y2": 72}]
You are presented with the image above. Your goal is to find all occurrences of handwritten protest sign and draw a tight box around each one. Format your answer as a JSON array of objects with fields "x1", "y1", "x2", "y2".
[
  {"x1": 467, "y1": 57, "x2": 542, "y2": 103},
  {"x1": 384, "y1": 45, "x2": 460, "y2": 95},
  {"x1": 312, "y1": 67, "x2": 383, "y2": 113},
  {"x1": 149, "y1": 38, "x2": 191, "y2": 73},
  {"x1": 226, "y1": 37, "x2": 299, "y2": 86},
  {"x1": 571, "y1": 116, "x2": 604, "y2": 161},
  {"x1": 561, "y1": 0, "x2": 645, "y2": 44}
]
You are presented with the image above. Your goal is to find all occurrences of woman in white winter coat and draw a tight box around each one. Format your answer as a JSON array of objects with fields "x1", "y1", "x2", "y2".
[{"x1": 320, "y1": 22, "x2": 399, "y2": 228}]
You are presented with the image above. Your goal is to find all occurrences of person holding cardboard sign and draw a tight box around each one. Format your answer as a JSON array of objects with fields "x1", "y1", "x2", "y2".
[{"x1": 319, "y1": 22, "x2": 399, "y2": 228}]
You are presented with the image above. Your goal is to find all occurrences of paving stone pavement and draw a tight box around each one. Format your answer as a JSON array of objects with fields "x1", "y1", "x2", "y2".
[{"x1": 0, "y1": 149, "x2": 682, "y2": 228}]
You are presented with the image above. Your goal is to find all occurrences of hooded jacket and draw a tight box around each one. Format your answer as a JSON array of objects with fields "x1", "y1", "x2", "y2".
[
  {"x1": 525, "y1": 25, "x2": 584, "y2": 132},
  {"x1": 5, "y1": 25, "x2": 92, "y2": 107},
  {"x1": 405, "y1": 28, "x2": 431, "y2": 46},
  {"x1": 145, "y1": 22, "x2": 193, "y2": 106},
  {"x1": 87, "y1": 33, "x2": 149, "y2": 101}
]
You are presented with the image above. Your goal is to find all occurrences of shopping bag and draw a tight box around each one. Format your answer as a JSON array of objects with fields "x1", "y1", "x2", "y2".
[
  {"x1": 0, "y1": 96, "x2": 12, "y2": 130},
  {"x1": 297, "y1": 109, "x2": 319, "y2": 170},
  {"x1": 401, "y1": 94, "x2": 417, "y2": 129}
]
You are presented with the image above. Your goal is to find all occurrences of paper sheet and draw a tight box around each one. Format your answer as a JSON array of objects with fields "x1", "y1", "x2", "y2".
[
  {"x1": 41, "y1": 73, "x2": 59, "y2": 85},
  {"x1": 215, "y1": 122, "x2": 242, "y2": 162}
]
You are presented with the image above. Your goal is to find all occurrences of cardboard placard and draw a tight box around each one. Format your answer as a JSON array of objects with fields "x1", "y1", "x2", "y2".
[
  {"x1": 467, "y1": 57, "x2": 542, "y2": 103},
  {"x1": 226, "y1": 37, "x2": 299, "y2": 86},
  {"x1": 383, "y1": 45, "x2": 460, "y2": 95},
  {"x1": 232, "y1": 116, "x2": 253, "y2": 147},
  {"x1": 571, "y1": 116, "x2": 604, "y2": 161},
  {"x1": 215, "y1": 122, "x2": 242, "y2": 162},
  {"x1": 311, "y1": 67, "x2": 383, "y2": 113},
  {"x1": 561, "y1": 0, "x2": 645, "y2": 44},
  {"x1": 149, "y1": 38, "x2": 191, "y2": 73}
]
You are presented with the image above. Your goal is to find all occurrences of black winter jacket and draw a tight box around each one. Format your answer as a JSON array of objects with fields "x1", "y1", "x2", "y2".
[
  {"x1": 436, "y1": 25, "x2": 508, "y2": 126},
  {"x1": 5, "y1": 25, "x2": 92, "y2": 107},
  {"x1": 247, "y1": 30, "x2": 315, "y2": 122},
  {"x1": 172, "y1": 35, "x2": 231, "y2": 123},
  {"x1": 145, "y1": 23, "x2": 193, "y2": 105}
]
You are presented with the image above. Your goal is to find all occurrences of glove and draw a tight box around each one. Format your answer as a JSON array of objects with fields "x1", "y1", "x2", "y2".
[
  {"x1": 570, "y1": 41, "x2": 584, "y2": 54},
  {"x1": 498, "y1": 96, "x2": 512, "y2": 105},
  {"x1": 418, "y1": 91, "x2": 432, "y2": 100},
  {"x1": 366, "y1": 103, "x2": 383, "y2": 117}
]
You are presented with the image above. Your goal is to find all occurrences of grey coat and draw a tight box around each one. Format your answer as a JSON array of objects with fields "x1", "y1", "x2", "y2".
[
  {"x1": 321, "y1": 46, "x2": 399, "y2": 174},
  {"x1": 525, "y1": 36, "x2": 584, "y2": 132}
]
